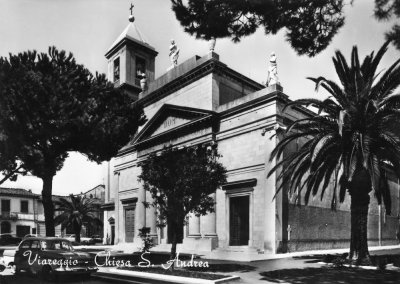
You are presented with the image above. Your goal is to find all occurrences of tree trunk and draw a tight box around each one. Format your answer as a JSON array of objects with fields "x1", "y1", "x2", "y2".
[
  {"x1": 74, "y1": 223, "x2": 81, "y2": 243},
  {"x1": 169, "y1": 219, "x2": 179, "y2": 271},
  {"x1": 170, "y1": 234, "x2": 177, "y2": 266},
  {"x1": 42, "y1": 173, "x2": 55, "y2": 237},
  {"x1": 349, "y1": 194, "x2": 370, "y2": 263}
]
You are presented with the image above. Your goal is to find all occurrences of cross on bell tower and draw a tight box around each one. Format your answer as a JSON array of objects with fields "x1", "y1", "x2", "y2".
[{"x1": 129, "y1": 3, "x2": 135, "y2": 22}]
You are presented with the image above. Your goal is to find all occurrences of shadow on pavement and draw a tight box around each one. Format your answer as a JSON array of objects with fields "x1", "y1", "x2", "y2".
[
  {"x1": 259, "y1": 267, "x2": 400, "y2": 283},
  {"x1": 0, "y1": 272, "x2": 91, "y2": 284},
  {"x1": 186, "y1": 263, "x2": 257, "y2": 273}
]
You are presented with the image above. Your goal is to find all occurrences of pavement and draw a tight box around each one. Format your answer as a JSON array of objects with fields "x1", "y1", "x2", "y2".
[
  {"x1": 212, "y1": 245, "x2": 400, "y2": 283},
  {"x1": 90, "y1": 245, "x2": 400, "y2": 283},
  {"x1": 2, "y1": 245, "x2": 400, "y2": 283}
]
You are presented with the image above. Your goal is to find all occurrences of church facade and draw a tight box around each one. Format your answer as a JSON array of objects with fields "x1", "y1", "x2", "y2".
[{"x1": 101, "y1": 16, "x2": 400, "y2": 258}]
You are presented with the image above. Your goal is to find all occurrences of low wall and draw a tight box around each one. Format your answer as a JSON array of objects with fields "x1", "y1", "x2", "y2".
[{"x1": 287, "y1": 204, "x2": 398, "y2": 252}]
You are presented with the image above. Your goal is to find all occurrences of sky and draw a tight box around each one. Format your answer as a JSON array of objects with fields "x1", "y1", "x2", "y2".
[{"x1": 0, "y1": 0, "x2": 398, "y2": 195}]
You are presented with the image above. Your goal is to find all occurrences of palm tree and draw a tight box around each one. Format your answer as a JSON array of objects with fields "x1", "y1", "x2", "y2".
[
  {"x1": 54, "y1": 194, "x2": 102, "y2": 243},
  {"x1": 268, "y1": 41, "x2": 400, "y2": 262}
]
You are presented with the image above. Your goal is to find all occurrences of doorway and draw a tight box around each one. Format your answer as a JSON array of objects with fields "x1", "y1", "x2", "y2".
[
  {"x1": 124, "y1": 207, "x2": 135, "y2": 242},
  {"x1": 111, "y1": 225, "x2": 115, "y2": 245},
  {"x1": 229, "y1": 195, "x2": 250, "y2": 246},
  {"x1": 16, "y1": 225, "x2": 30, "y2": 237}
]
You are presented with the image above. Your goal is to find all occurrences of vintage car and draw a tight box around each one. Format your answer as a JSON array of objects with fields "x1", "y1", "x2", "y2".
[
  {"x1": 0, "y1": 233, "x2": 22, "y2": 246},
  {"x1": 89, "y1": 235, "x2": 103, "y2": 244},
  {"x1": 23, "y1": 234, "x2": 41, "y2": 239},
  {"x1": 14, "y1": 237, "x2": 97, "y2": 279},
  {"x1": 0, "y1": 249, "x2": 16, "y2": 272},
  {"x1": 65, "y1": 234, "x2": 95, "y2": 245}
]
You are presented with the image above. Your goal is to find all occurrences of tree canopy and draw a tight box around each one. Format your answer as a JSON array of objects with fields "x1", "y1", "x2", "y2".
[
  {"x1": 268, "y1": 41, "x2": 400, "y2": 261},
  {"x1": 374, "y1": 0, "x2": 400, "y2": 50},
  {"x1": 171, "y1": 0, "x2": 346, "y2": 56},
  {"x1": 138, "y1": 145, "x2": 227, "y2": 259},
  {"x1": 0, "y1": 46, "x2": 145, "y2": 236}
]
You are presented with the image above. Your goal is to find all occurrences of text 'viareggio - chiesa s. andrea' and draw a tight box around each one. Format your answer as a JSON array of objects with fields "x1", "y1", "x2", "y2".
[{"x1": 101, "y1": 12, "x2": 400, "y2": 260}]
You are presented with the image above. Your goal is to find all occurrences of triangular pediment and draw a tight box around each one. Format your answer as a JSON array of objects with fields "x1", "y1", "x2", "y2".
[
  {"x1": 133, "y1": 104, "x2": 216, "y2": 146},
  {"x1": 151, "y1": 115, "x2": 192, "y2": 136}
]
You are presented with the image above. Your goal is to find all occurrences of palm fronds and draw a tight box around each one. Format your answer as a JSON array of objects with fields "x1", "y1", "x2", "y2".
[
  {"x1": 54, "y1": 194, "x2": 102, "y2": 240},
  {"x1": 269, "y1": 41, "x2": 400, "y2": 212}
]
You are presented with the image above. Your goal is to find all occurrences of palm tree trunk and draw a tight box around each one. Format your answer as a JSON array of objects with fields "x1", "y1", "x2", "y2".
[
  {"x1": 74, "y1": 223, "x2": 81, "y2": 243},
  {"x1": 349, "y1": 194, "x2": 370, "y2": 263},
  {"x1": 42, "y1": 173, "x2": 55, "y2": 237}
]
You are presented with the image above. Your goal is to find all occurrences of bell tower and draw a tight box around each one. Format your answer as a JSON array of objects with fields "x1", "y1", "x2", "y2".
[{"x1": 105, "y1": 4, "x2": 158, "y2": 99}]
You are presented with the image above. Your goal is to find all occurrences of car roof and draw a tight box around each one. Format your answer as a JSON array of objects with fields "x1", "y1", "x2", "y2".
[{"x1": 22, "y1": 237, "x2": 69, "y2": 241}]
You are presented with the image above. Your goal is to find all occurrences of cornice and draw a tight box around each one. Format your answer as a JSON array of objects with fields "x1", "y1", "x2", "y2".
[
  {"x1": 222, "y1": 178, "x2": 258, "y2": 190},
  {"x1": 105, "y1": 37, "x2": 158, "y2": 59},
  {"x1": 101, "y1": 202, "x2": 115, "y2": 211},
  {"x1": 117, "y1": 114, "x2": 216, "y2": 156},
  {"x1": 219, "y1": 90, "x2": 288, "y2": 119}
]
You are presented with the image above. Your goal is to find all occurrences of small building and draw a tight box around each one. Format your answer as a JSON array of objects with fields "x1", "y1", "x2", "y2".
[
  {"x1": 0, "y1": 186, "x2": 105, "y2": 238},
  {"x1": 0, "y1": 188, "x2": 66, "y2": 237},
  {"x1": 0, "y1": 187, "x2": 40, "y2": 237},
  {"x1": 102, "y1": 14, "x2": 400, "y2": 258}
]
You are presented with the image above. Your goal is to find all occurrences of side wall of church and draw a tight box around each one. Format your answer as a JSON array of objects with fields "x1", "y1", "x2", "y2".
[{"x1": 280, "y1": 102, "x2": 400, "y2": 252}]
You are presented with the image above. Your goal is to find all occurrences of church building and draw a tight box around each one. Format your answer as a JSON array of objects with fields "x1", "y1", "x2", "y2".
[{"x1": 101, "y1": 12, "x2": 400, "y2": 259}]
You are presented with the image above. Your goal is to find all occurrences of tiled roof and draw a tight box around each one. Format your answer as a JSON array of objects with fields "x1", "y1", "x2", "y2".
[
  {"x1": 0, "y1": 187, "x2": 38, "y2": 198},
  {"x1": 106, "y1": 21, "x2": 156, "y2": 57},
  {"x1": 81, "y1": 184, "x2": 105, "y2": 196}
]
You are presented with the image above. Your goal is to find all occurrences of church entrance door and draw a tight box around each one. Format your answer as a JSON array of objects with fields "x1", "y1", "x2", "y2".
[
  {"x1": 124, "y1": 207, "x2": 135, "y2": 242},
  {"x1": 229, "y1": 195, "x2": 249, "y2": 246}
]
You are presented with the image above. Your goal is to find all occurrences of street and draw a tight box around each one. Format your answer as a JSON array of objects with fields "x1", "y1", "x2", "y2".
[
  {"x1": 2, "y1": 246, "x2": 400, "y2": 283},
  {"x1": 0, "y1": 268, "x2": 149, "y2": 284}
]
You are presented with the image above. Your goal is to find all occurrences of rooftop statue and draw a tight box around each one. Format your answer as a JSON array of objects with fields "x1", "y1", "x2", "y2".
[
  {"x1": 266, "y1": 52, "x2": 279, "y2": 86},
  {"x1": 209, "y1": 37, "x2": 216, "y2": 52},
  {"x1": 169, "y1": 39, "x2": 180, "y2": 67}
]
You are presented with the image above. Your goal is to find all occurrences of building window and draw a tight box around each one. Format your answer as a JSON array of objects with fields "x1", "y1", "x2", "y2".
[
  {"x1": 113, "y1": 57, "x2": 120, "y2": 82},
  {"x1": 21, "y1": 200, "x2": 29, "y2": 213},
  {"x1": 135, "y1": 56, "x2": 146, "y2": 85},
  {"x1": 1, "y1": 199, "x2": 10, "y2": 213},
  {"x1": 0, "y1": 221, "x2": 11, "y2": 234}
]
